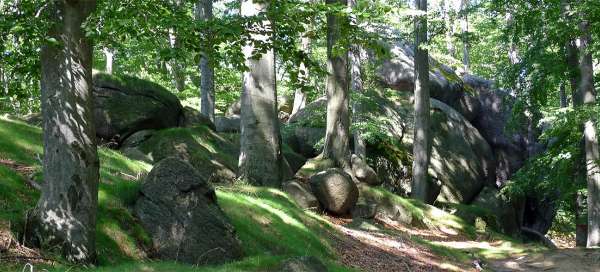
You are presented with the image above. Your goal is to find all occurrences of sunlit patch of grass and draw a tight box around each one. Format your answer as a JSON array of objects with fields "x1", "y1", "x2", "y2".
[{"x1": 217, "y1": 186, "x2": 336, "y2": 259}]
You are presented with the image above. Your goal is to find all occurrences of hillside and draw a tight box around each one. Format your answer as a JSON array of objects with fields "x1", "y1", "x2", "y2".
[{"x1": 0, "y1": 116, "x2": 548, "y2": 272}]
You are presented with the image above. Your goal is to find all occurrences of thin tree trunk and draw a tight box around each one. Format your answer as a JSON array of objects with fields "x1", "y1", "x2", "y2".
[
  {"x1": 167, "y1": 28, "x2": 185, "y2": 92},
  {"x1": 442, "y1": 0, "x2": 455, "y2": 57},
  {"x1": 197, "y1": 0, "x2": 215, "y2": 122},
  {"x1": 323, "y1": 0, "x2": 351, "y2": 169},
  {"x1": 103, "y1": 47, "x2": 114, "y2": 74},
  {"x1": 577, "y1": 15, "x2": 600, "y2": 248},
  {"x1": 567, "y1": 39, "x2": 582, "y2": 106},
  {"x1": 559, "y1": 83, "x2": 568, "y2": 108},
  {"x1": 412, "y1": 0, "x2": 431, "y2": 203},
  {"x1": 29, "y1": 0, "x2": 99, "y2": 264},
  {"x1": 238, "y1": 0, "x2": 286, "y2": 187},
  {"x1": 291, "y1": 18, "x2": 311, "y2": 115},
  {"x1": 460, "y1": 0, "x2": 470, "y2": 72},
  {"x1": 348, "y1": 0, "x2": 365, "y2": 158}
]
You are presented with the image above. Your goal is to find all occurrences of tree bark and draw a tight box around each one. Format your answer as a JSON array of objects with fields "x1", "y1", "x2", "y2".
[
  {"x1": 559, "y1": 83, "x2": 568, "y2": 108},
  {"x1": 197, "y1": 0, "x2": 215, "y2": 122},
  {"x1": 29, "y1": 0, "x2": 99, "y2": 264},
  {"x1": 291, "y1": 14, "x2": 312, "y2": 116},
  {"x1": 238, "y1": 0, "x2": 286, "y2": 187},
  {"x1": 323, "y1": 0, "x2": 351, "y2": 169},
  {"x1": 102, "y1": 47, "x2": 114, "y2": 74},
  {"x1": 460, "y1": 0, "x2": 470, "y2": 72},
  {"x1": 412, "y1": 0, "x2": 431, "y2": 203},
  {"x1": 348, "y1": 0, "x2": 365, "y2": 158},
  {"x1": 577, "y1": 16, "x2": 600, "y2": 248},
  {"x1": 167, "y1": 27, "x2": 185, "y2": 92},
  {"x1": 442, "y1": 0, "x2": 455, "y2": 57}
]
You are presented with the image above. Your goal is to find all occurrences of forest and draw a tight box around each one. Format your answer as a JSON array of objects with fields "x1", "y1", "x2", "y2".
[{"x1": 0, "y1": 0, "x2": 599, "y2": 271}]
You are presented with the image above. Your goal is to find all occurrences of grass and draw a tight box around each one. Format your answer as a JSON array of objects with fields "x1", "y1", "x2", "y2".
[
  {"x1": 0, "y1": 116, "x2": 546, "y2": 272},
  {"x1": 0, "y1": 117, "x2": 351, "y2": 271}
]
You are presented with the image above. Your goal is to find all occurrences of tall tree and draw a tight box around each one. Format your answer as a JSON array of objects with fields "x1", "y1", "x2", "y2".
[
  {"x1": 197, "y1": 0, "x2": 215, "y2": 122},
  {"x1": 323, "y1": 0, "x2": 351, "y2": 169},
  {"x1": 167, "y1": 0, "x2": 186, "y2": 92},
  {"x1": 348, "y1": 0, "x2": 365, "y2": 158},
  {"x1": 238, "y1": 0, "x2": 287, "y2": 187},
  {"x1": 460, "y1": 0, "x2": 470, "y2": 72},
  {"x1": 442, "y1": 0, "x2": 455, "y2": 57},
  {"x1": 412, "y1": 0, "x2": 431, "y2": 202},
  {"x1": 576, "y1": 8, "x2": 600, "y2": 248},
  {"x1": 28, "y1": 0, "x2": 99, "y2": 264},
  {"x1": 102, "y1": 47, "x2": 114, "y2": 74},
  {"x1": 291, "y1": 31, "x2": 310, "y2": 115}
]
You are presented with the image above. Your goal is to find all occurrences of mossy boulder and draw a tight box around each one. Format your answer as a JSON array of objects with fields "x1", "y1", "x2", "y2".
[
  {"x1": 470, "y1": 187, "x2": 521, "y2": 236},
  {"x1": 179, "y1": 106, "x2": 216, "y2": 130},
  {"x1": 428, "y1": 99, "x2": 495, "y2": 203},
  {"x1": 92, "y1": 72, "x2": 183, "y2": 142},
  {"x1": 375, "y1": 41, "x2": 464, "y2": 110},
  {"x1": 135, "y1": 157, "x2": 243, "y2": 265},
  {"x1": 294, "y1": 155, "x2": 336, "y2": 181},
  {"x1": 310, "y1": 168, "x2": 359, "y2": 215},
  {"x1": 136, "y1": 126, "x2": 238, "y2": 184}
]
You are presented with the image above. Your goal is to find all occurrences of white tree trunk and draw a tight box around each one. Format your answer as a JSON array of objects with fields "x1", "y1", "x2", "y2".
[
  {"x1": 103, "y1": 47, "x2": 114, "y2": 74},
  {"x1": 291, "y1": 21, "x2": 311, "y2": 115},
  {"x1": 412, "y1": 0, "x2": 431, "y2": 203},
  {"x1": 30, "y1": 0, "x2": 99, "y2": 264},
  {"x1": 197, "y1": 0, "x2": 215, "y2": 122},
  {"x1": 323, "y1": 0, "x2": 351, "y2": 169},
  {"x1": 577, "y1": 16, "x2": 600, "y2": 248},
  {"x1": 460, "y1": 0, "x2": 470, "y2": 72},
  {"x1": 348, "y1": 0, "x2": 365, "y2": 158},
  {"x1": 443, "y1": 0, "x2": 455, "y2": 57},
  {"x1": 238, "y1": 0, "x2": 287, "y2": 187}
]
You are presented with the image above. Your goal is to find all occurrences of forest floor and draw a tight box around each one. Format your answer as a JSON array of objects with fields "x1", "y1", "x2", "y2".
[{"x1": 1, "y1": 116, "x2": 594, "y2": 272}]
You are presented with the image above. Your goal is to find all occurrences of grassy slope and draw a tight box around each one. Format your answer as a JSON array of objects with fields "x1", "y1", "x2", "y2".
[
  {"x1": 0, "y1": 117, "x2": 349, "y2": 272},
  {"x1": 0, "y1": 116, "x2": 544, "y2": 271}
]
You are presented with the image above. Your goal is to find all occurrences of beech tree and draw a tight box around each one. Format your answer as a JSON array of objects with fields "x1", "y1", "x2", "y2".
[
  {"x1": 28, "y1": 0, "x2": 99, "y2": 263},
  {"x1": 576, "y1": 9, "x2": 600, "y2": 248},
  {"x1": 322, "y1": 0, "x2": 351, "y2": 169},
  {"x1": 197, "y1": 0, "x2": 215, "y2": 122},
  {"x1": 238, "y1": 0, "x2": 287, "y2": 187},
  {"x1": 411, "y1": 0, "x2": 431, "y2": 202}
]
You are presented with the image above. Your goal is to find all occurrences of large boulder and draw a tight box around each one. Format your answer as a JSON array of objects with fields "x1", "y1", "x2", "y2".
[
  {"x1": 92, "y1": 72, "x2": 183, "y2": 142},
  {"x1": 225, "y1": 100, "x2": 241, "y2": 117},
  {"x1": 351, "y1": 154, "x2": 380, "y2": 186},
  {"x1": 216, "y1": 115, "x2": 241, "y2": 133},
  {"x1": 375, "y1": 41, "x2": 464, "y2": 110},
  {"x1": 179, "y1": 106, "x2": 216, "y2": 130},
  {"x1": 469, "y1": 85, "x2": 527, "y2": 187},
  {"x1": 135, "y1": 157, "x2": 243, "y2": 265},
  {"x1": 282, "y1": 180, "x2": 320, "y2": 210},
  {"x1": 279, "y1": 256, "x2": 328, "y2": 272},
  {"x1": 470, "y1": 187, "x2": 521, "y2": 236},
  {"x1": 136, "y1": 126, "x2": 239, "y2": 184},
  {"x1": 309, "y1": 168, "x2": 359, "y2": 215},
  {"x1": 428, "y1": 99, "x2": 495, "y2": 203}
]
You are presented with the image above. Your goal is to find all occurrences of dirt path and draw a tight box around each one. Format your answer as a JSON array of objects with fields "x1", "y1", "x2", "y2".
[
  {"x1": 488, "y1": 249, "x2": 600, "y2": 272},
  {"x1": 326, "y1": 216, "x2": 474, "y2": 272}
]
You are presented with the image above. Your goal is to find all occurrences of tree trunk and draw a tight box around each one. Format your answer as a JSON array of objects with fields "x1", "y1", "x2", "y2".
[
  {"x1": 29, "y1": 0, "x2": 99, "y2": 264},
  {"x1": 103, "y1": 47, "x2": 114, "y2": 74},
  {"x1": 442, "y1": 0, "x2": 455, "y2": 57},
  {"x1": 197, "y1": 0, "x2": 215, "y2": 122},
  {"x1": 348, "y1": 0, "x2": 365, "y2": 158},
  {"x1": 291, "y1": 15, "x2": 312, "y2": 116},
  {"x1": 559, "y1": 83, "x2": 568, "y2": 108},
  {"x1": 460, "y1": 0, "x2": 470, "y2": 72},
  {"x1": 323, "y1": 0, "x2": 351, "y2": 169},
  {"x1": 238, "y1": 0, "x2": 286, "y2": 187},
  {"x1": 412, "y1": 0, "x2": 431, "y2": 203},
  {"x1": 577, "y1": 16, "x2": 600, "y2": 248},
  {"x1": 167, "y1": 27, "x2": 185, "y2": 92}
]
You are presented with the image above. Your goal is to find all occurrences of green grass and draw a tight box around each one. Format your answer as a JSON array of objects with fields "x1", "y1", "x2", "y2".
[{"x1": 0, "y1": 117, "x2": 351, "y2": 271}]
